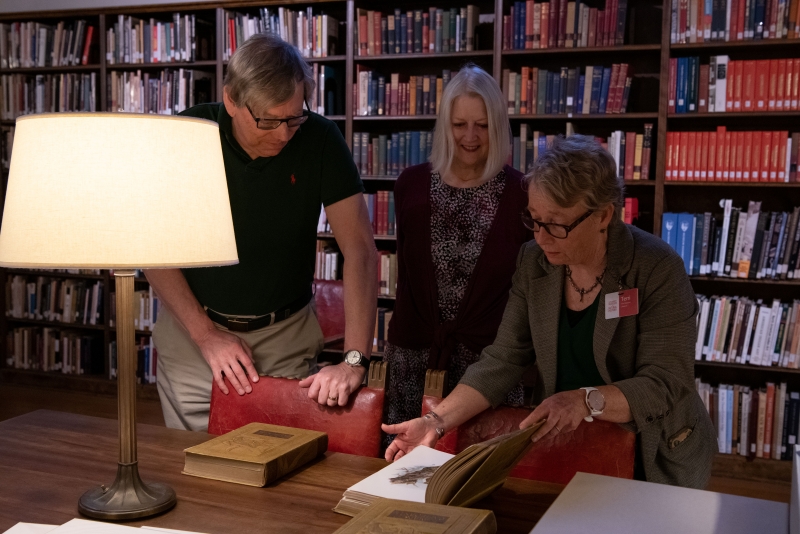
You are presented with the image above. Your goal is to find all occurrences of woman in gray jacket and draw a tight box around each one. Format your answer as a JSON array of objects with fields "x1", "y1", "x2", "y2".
[{"x1": 382, "y1": 134, "x2": 717, "y2": 489}]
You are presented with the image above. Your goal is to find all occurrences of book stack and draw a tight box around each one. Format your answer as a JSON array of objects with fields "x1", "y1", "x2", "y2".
[
  {"x1": 665, "y1": 129, "x2": 798, "y2": 182},
  {"x1": 6, "y1": 275, "x2": 104, "y2": 325},
  {"x1": 223, "y1": 8, "x2": 340, "y2": 60},
  {"x1": 314, "y1": 243, "x2": 340, "y2": 281},
  {"x1": 355, "y1": 68, "x2": 452, "y2": 117},
  {"x1": 317, "y1": 193, "x2": 396, "y2": 236},
  {"x1": 503, "y1": 0, "x2": 628, "y2": 49},
  {"x1": 669, "y1": 55, "x2": 800, "y2": 114},
  {"x1": 510, "y1": 124, "x2": 653, "y2": 179},
  {"x1": 695, "y1": 296, "x2": 800, "y2": 368},
  {"x1": 373, "y1": 307, "x2": 394, "y2": 352},
  {"x1": 0, "y1": 20, "x2": 95, "y2": 68},
  {"x1": 670, "y1": 0, "x2": 800, "y2": 43},
  {"x1": 310, "y1": 63, "x2": 342, "y2": 116},
  {"x1": 661, "y1": 201, "x2": 800, "y2": 278},
  {"x1": 0, "y1": 73, "x2": 97, "y2": 118},
  {"x1": 352, "y1": 131, "x2": 433, "y2": 177},
  {"x1": 355, "y1": 6, "x2": 482, "y2": 56},
  {"x1": 106, "y1": 13, "x2": 209, "y2": 64},
  {"x1": 502, "y1": 64, "x2": 633, "y2": 116},
  {"x1": 696, "y1": 380, "x2": 800, "y2": 461},
  {"x1": 107, "y1": 69, "x2": 213, "y2": 114},
  {"x1": 7, "y1": 327, "x2": 103, "y2": 375},
  {"x1": 108, "y1": 335, "x2": 157, "y2": 383}
]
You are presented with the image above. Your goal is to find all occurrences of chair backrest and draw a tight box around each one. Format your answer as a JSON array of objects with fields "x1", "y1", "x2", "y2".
[
  {"x1": 209, "y1": 361, "x2": 388, "y2": 458},
  {"x1": 313, "y1": 280, "x2": 345, "y2": 344},
  {"x1": 421, "y1": 370, "x2": 635, "y2": 485}
]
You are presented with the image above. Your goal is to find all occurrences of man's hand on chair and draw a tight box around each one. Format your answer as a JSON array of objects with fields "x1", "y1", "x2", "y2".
[{"x1": 299, "y1": 363, "x2": 366, "y2": 407}]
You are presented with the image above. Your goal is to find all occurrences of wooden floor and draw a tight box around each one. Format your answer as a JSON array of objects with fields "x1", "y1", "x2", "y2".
[{"x1": 0, "y1": 382, "x2": 791, "y2": 503}]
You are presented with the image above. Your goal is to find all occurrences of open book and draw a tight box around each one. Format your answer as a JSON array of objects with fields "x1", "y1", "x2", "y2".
[{"x1": 334, "y1": 423, "x2": 542, "y2": 516}]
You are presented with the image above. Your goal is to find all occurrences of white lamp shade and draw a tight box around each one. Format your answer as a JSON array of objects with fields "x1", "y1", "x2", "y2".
[{"x1": 0, "y1": 113, "x2": 238, "y2": 268}]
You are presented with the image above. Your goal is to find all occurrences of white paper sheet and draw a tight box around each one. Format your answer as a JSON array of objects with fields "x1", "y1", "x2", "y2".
[
  {"x1": 531, "y1": 472, "x2": 788, "y2": 534},
  {"x1": 44, "y1": 519, "x2": 141, "y2": 533},
  {"x1": 2, "y1": 524, "x2": 57, "y2": 534},
  {"x1": 345, "y1": 445, "x2": 454, "y2": 503}
]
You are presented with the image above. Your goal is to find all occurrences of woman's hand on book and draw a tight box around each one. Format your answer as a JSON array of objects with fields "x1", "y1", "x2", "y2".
[
  {"x1": 382, "y1": 418, "x2": 441, "y2": 462},
  {"x1": 520, "y1": 389, "x2": 588, "y2": 442},
  {"x1": 196, "y1": 329, "x2": 258, "y2": 396}
]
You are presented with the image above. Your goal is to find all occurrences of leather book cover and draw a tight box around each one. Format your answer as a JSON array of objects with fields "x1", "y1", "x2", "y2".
[
  {"x1": 334, "y1": 498, "x2": 497, "y2": 534},
  {"x1": 183, "y1": 422, "x2": 327, "y2": 487}
]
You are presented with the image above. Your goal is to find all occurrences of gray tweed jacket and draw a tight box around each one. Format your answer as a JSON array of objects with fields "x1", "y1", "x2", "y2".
[{"x1": 460, "y1": 217, "x2": 717, "y2": 489}]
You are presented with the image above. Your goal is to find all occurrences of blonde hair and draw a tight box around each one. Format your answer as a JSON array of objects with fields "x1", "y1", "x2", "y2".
[
  {"x1": 224, "y1": 33, "x2": 314, "y2": 112},
  {"x1": 429, "y1": 64, "x2": 510, "y2": 181},
  {"x1": 527, "y1": 134, "x2": 624, "y2": 213}
]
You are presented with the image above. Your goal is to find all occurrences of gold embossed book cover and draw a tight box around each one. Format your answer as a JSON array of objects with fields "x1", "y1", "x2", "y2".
[
  {"x1": 333, "y1": 498, "x2": 496, "y2": 534},
  {"x1": 182, "y1": 422, "x2": 327, "y2": 487}
]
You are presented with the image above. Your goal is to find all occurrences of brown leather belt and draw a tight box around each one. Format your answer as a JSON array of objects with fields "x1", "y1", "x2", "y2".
[{"x1": 205, "y1": 295, "x2": 310, "y2": 332}]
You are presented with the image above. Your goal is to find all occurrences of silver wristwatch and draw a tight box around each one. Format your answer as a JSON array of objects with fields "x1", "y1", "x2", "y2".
[
  {"x1": 580, "y1": 387, "x2": 606, "y2": 422},
  {"x1": 343, "y1": 349, "x2": 370, "y2": 369}
]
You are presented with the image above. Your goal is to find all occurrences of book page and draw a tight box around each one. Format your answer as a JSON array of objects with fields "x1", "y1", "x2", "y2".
[
  {"x1": 346, "y1": 446, "x2": 454, "y2": 503},
  {"x1": 45, "y1": 519, "x2": 141, "y2": 533},
  {"x1": 2, "y1": 524, "x2": 57, "y2": 534}
]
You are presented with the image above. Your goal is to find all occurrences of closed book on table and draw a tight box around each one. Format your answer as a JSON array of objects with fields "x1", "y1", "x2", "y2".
[
  {"x1": 333, "y1": 498, "x2": 497, "y2": 534},
  {"x1": 182, "y1": 422, "x2": 327, "y2": 487}
]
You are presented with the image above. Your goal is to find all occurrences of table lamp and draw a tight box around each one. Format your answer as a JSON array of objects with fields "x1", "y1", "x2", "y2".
[{"x1": 0, "y1": 113, "x2": 238, "y2": 520}]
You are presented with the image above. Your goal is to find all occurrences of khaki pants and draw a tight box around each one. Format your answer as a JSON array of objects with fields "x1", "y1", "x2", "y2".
[{"x1": 154, "y1": 303, "x2": 324, "y2": 432}]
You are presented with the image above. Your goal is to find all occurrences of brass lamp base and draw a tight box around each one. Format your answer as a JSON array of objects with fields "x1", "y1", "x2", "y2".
[{"x1": 78, "y1": 460, "x2": 176, "y2": 520}]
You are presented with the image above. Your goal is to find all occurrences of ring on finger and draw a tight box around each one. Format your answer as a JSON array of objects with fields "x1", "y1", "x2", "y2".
[
  {"x1": 554, "y1": 426, "x2": 561, "y2": 433},
  {"x1": 328, "y1": 395, "x2": 338, "y2": 402}
]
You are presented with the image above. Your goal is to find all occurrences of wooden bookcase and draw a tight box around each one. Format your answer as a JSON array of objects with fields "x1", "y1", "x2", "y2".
[{"x1": 0, "y1": 0, "x2": 798, "y2": 482}]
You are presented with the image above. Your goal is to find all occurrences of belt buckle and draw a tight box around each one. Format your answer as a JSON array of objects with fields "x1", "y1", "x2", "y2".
[
  {"x1": 265, "y1": 312, "x2": 276, "y2": 327},
  {"x1": 227, "y1": 318, "x2": 250, "y2": 332}
]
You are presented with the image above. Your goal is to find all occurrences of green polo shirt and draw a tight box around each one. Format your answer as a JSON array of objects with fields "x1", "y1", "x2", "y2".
[
  {"x1": 555, "y1": 294, "x2": 605, "y2": 393},
  {"x1": 179, "y1": 103, "x2": 363, "y2": 316}
]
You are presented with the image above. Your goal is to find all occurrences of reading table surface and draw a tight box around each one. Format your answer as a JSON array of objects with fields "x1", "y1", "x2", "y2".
[{"x1": 0, "y1": 410, "x2": 563, "y2": 533}]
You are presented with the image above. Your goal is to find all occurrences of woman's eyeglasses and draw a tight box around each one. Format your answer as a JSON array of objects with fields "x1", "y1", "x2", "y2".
[
  {"x1": 521, "y1": 209, "x2": 594, "y2": 239},
  {"x1": 246, "y1": 103, "x2": 310, "y2": 130}
]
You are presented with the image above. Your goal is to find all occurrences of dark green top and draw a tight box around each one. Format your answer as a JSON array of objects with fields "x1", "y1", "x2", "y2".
[
  {"x1": 179, "y1": 103, "x2": 363, "y2": 315},
  {"x1": 555, "y1": 293, "x2": 605, "y2": 393}
]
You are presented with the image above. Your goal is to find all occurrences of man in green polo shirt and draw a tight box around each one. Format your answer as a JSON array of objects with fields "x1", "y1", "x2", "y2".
[{"x1": 145, "y1": 33, "x2": 377, "y2": 432}]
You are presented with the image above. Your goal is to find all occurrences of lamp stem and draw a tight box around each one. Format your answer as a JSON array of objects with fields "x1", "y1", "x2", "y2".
[{"x1": 78, "y1": 270, "x2": 176, "y2": 520}]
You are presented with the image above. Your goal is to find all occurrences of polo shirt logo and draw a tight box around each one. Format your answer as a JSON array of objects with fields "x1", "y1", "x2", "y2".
[{"x1": 291, "y1": 174, "x2": 296, "y2": 185}]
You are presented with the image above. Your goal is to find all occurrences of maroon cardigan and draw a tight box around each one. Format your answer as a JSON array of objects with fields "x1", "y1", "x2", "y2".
[{"x1": 387, "y1": 163, "x2": 533, "y2": 370}]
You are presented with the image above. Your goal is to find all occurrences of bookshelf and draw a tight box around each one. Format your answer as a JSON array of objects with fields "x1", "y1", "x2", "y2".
[{"x1": 0, "y1": 0, "x2": 799, "y2": 479}]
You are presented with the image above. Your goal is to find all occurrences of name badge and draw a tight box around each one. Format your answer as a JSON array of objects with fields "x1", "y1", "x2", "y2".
[{"x1": 605, "y1": 289, "x2": 639, "y2": 319}]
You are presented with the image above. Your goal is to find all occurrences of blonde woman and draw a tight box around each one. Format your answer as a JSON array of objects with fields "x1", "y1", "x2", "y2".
[{"x1": 384, "y1": 65, "x2": 532, "y2": 445}]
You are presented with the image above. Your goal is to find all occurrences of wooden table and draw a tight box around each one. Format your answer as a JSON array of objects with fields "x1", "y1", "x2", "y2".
[{"x1": 0, "y1": 410, "x2": 563, "y2": 533}]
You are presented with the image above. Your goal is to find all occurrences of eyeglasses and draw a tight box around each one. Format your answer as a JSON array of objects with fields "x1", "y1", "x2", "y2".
[
  {"x1": 521, "y1": 209, "x2": 594, "y2": 239},
  {"x1": 246, "y1": 102, "x2": 310, "y2": 130}
]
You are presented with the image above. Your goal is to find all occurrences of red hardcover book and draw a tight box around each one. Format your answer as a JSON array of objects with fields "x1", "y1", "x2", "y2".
[
  {"x1": 229, "y1": 18, "x2": 237, "y2": 54},
  {"x1": 736, "y1": 0, "x2": 747, "y2": 39},
  {"x1": 686, "y1": 132, "x2": 697, "y2": 180},
  {"x1": 549, "y1": 0, "x2": 559, "y2": 48},
  {"x1": 521, "y1": 67, "x2": 529, "y2": 114},
  {"x1": 708, "y1": 131, "x2": 717, "y2": 181},
  {"x1": 526, "y1": 0, "x2": 535, "y2": 48},
  {"x1": 81, "y1": 25, "x2": 94, "y2": 65},
  {"x1": 756, "y1": 60, "x2": 770, "y2": 112},
  {"x1": 770, "y1": 0, "x2": 780, "y2": 38},
  {"x1": 768, "y1": 59, "x2": 779, "y2": 111},
  {"x1": 699, "y1": 64, "x2": 710, "y2": 113},
  {"x1": 373, "y1": 13, "x2": 382, "y2": 55},
  {"x1": 723, "y1": 131, "x2": 732, "y2": 181},
  {"x1": 764, "y1": 383, "x2": 775, "y2": 458},
  {"x1": 607, "y1": 63, "x2": 621, "y2": 114},
  {"x1": 679, "y1": 0, "x2": 688, "y2": 42},
  {"x1": 743, "y1": 60, "x2": 756, "y2": 112},
  {"x1": 666, "y1": 131, "x2": 675, "y2": 180},
  {"x1": 776, "y1": 59, "x2": 787, "y2": 111},
  {"x1": 422, "y1": 13, "x2": 430, "y2": 51},
  {"x1": 726, "y1": 60, "x2": 736, "y2": 112},
  {"x1": 588, "y1": 7, "x2": 597, "y2": 46},
  {"x1": 743, "y1": 130, "x2": 754, "y2": 181},
  {"x1": 761, "y1": 131, "x2": 772, "y2": 181},
  {"x1": 614, "y1": 63, "x2": 629, "y2": 113},
  {"x1": 624, "y1": 131, "x2": 636, "y2": 179},
  {"x1": 770, "y1": 130, "x2": 782, "y2": 181},
  {"x1": 558, "y1": 0, "x2": 568, "y2": 47},
  {"x1": 716, "y1": 126, "x2": 726, "y2": 180},
  {"x1": 764, "y1": 0, "x2": 774, "y2": 38},
  {"x1": 699, "y1": 131, "x2": 710, "y2": 180},
  {"x1": 596, "y1": 9, "x2": 605, "y2": 46},
  {"x1": 791, "y1": 0, "x2": 800, "y2": 38},
  {"x1": 793, "y1": 58, "x2": 800, "y2": 110},
  {"x1": 541, "y1": 3, "x2": 551, "y2": 49},
  {"x1": 777, "y1": 131, "x2": 788, "y2": 182},
  {"x1": 734, "y1": 131, "x2": 745, "y2": 181},
  {"x1": 698, "y1": 0, "x2": 707, "y2": 41},
  {"x1": 669, "y1": 58, "x2": 678, "y2": 114},
  {"x1": 784, "y1": 58, "x2": 793, "y2": 110},
  {"x1": 358, "y1": 13, "x2": 369, "y2": 56},
  {"x1": 751, "y1": 131, "x2": 762, "y2": 181},
  {"x1": 678, "y1": 131, "x2": 688, "y2": 181},
  {"x1": 531, "y1": 68, "x2": 539, "y2": 112},
  {"x1": 733, "y1": 60, "x2": 743, "y2": 112}
]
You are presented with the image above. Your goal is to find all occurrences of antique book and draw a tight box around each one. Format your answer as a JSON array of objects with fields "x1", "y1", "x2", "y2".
[
  {"x1": 334, "y1": 423, "x2": 542, "y2": 517},
  {"x1": 182, "y1": 422, "x2": 327, "y2": 487},
  {"x1": 333, "y1": 498, "x2": 496, "y2": 534}
]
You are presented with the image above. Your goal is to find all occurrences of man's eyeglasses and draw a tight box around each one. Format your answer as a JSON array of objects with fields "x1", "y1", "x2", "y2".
[
  {"x1": 246, "y1": 102, "x2": 310, "y2": 130},
  {"x1": 521, "y1": 209, "x2": 594, "y2": 239}
]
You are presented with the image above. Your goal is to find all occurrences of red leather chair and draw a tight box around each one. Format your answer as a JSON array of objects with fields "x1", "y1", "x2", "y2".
[
  {"x1": 209, "y1": 361, "x2": 388, "y2": 458},
  {"x1": 421, "y1": 370, "x2": 635, "y2": 485},
  {"x1": 313, "y1": 279, "x2": 345, "y2": 346}
]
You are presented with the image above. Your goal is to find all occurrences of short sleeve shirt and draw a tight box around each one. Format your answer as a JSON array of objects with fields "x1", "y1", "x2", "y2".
[{"x1": 179, "y1": 103, "x2": 363, "y2": 315}]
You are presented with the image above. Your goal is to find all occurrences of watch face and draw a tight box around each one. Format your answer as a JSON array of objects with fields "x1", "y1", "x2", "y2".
[
  {"x1": 344, "y1": 351, "x2": 362, "y2": 365},
  {"x1": 588, "y1": 390, "x2": 605, "y2": 411}
]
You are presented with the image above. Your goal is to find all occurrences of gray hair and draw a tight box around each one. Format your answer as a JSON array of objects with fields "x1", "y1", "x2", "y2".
[
  {"x1": 429, "y1": 64, "x2": 510, "y2": 181},
  {"x1": 224, "y1": 33, "x2": 315, "y2": 112},
  {"x1": 527, "y1": 134, "x2": 624, "y2": 213}
]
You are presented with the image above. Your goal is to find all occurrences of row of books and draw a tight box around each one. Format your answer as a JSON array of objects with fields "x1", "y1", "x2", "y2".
[
  {"x1": 502, "y1": 64, "x2": 633, "y2": 116},
  {"x1": 107, "y1": 14, "x2": 209, "y2": 64},
  {"x1": 107, "y1": 288, "x2": 160, "y2": 332},
  {"x1": 509, "y1": 124, "x2": 653, "y2": 180},
  {"x1": 373, "y1": 308, "x2": 394, "y2": 353},
  {"x1": 223, "y1": 8, "x2": 340, "y2": 61},
  {"x1": 670, "y1": 56, "x2": 800, "y2": 114},
  {"x1": 317, "y1": 192, "x2": 397, "y2": 237},
  {"x1": 670, "y1": 0, "x2": 800, "y2": 43},
  {"x1": 0, "y1": 20, "x2": 94, "y2": 69},
  {"x1": 355, "y1": 6, "x2": 482, "y2": 56},
  {"x1": 697, "y1": 380, "x2": 799, "y2": 461},
  {"x1": 106, "y1": 69, "x2": 213, "y2": 115},
  {"x1": 315, "y1": 244, "x2": 340, "y2": 281},
  {"x1": 503, "y1": 0, "x2": 627, "y2": 50},
  {"x1": 352, "y1": 131, "x2": 434, "y2": 178},
  {"x1": 355, "y1": 68, "x2": 451, "y2": 117},
  {"x1": 621, "y1": 197, "x2": 639, "y2": 225},
  {"x1": 108, "y1": 336, "x2": 156, "y2": 383},
  {"x1": 314, "y1": 246, "x2": 398, "y2": 298},
  {"x1": 695, "y1": 296, "x2": 800, "y2": 367},
  {"x1": 310, "y1": 63, "x2": 343, "y2": 116},
  {"x1": 661, "y1": 201, "x2": 800, "y2": 279},
  {"x1": 6, "y1": 276, "x2": 104, "y2": 326},
  {"x1": 0, "y1": 73, "x2": 97, "y2": 119},
  {"x1": 665, "y1": 129, "x2": 798, "y2": 182},
  {"x1": 6, "y1": 326, "x2": 103, "y2": 376}
]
